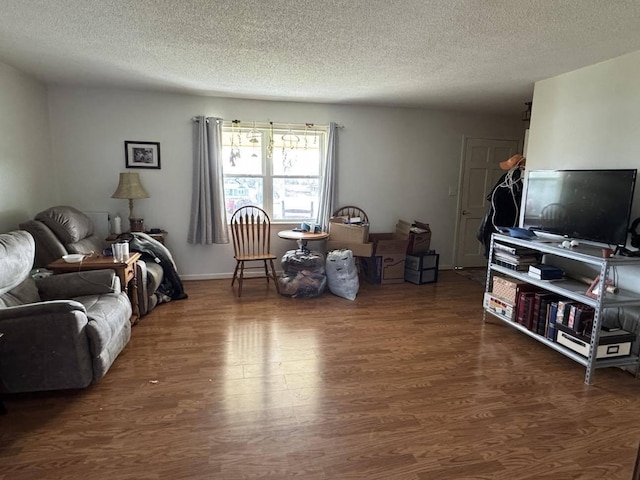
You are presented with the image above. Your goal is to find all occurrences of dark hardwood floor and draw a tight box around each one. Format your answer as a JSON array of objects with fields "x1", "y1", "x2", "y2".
[{"x1": 2, "y1": 271, "x2": 640, "y2": 479}]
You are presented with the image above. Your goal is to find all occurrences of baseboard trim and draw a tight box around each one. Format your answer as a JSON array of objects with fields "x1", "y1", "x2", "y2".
[
  {"x1": 181, "y1": 273, "x2": 231, "y2": 281},
  {"x1": 181, "y1": 266, "x2": 450, "y2": 281},
  {"x1": 181, "y1": 271, "x2": 282, "y2": 281}
]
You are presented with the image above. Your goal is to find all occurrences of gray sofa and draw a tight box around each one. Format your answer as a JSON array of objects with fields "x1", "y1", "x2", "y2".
[
  {"x1": 0, "y1": 230, "x2": 131, "y2": 393},
  {"x1": 20, "y1": 205, "x2": 164, "y2": 316}
]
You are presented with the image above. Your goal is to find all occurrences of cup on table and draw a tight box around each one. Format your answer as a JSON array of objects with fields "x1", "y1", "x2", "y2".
[
  {"x1": 112, "y1": 242, "x2": 129, "y2": 262},
  {"x1": 112, "y1": 243, "x2": 123, "y2": 262}
]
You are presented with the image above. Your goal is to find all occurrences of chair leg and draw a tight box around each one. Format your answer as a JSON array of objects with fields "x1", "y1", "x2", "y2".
[
  {"x1": 231, "y1": 261, "x2": 240, "y2": 286},
  {"x1": 263, "y1": 260, "x2": 270, "y2": 284},
  {"x1": 237, "y1": 261, "x2": 245, "y2": 297},
  {"x1": 269, "y1": 259, "x2": 280, "y2": 294}
]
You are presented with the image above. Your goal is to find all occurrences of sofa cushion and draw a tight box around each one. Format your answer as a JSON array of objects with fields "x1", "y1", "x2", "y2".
[
  {"x1": 67, "y1": 234, "x2": 107, "y2": 256},
  {"x1": 146, "y1": 261, "x2": 164, "y2": 293},
  {"x1": 36, "y1": 206, "x2": 94, "y2": 244},
  {"x1": 76, "y1": 293, "x2": 132, "y2": 355},
  {"x1": 0, "y1": 308, "x2": 94, "y2": 392},
  {"x1": 18, "y1": 220, "x2": 68, "y2": 268},
  {"x1": 0, "y1": 231, "x2": 35, "y2": 295},
  {"x1": 37, "y1": 270, "x2": 120, "y2": 301},
  {"x1": 75, "y1": 292, "x2": 132, "y2": 381},
  {"x1": 0, "y1": 278, "x2": 41, "y2": 308}
]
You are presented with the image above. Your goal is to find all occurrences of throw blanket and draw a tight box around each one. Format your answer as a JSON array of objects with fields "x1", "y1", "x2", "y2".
[{"x1": 116, "y1": 232, "x2": 188, "y2": 301}]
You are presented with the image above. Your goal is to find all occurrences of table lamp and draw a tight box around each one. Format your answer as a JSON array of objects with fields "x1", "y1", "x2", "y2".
[{"x1": 111, "y1": 172, "x2": 149, "y2": 232}]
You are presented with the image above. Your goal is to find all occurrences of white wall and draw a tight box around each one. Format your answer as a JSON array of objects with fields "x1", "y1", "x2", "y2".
[
  {"x1": 47, "y1": 86, "x2": 523, "y2": 278},
  {"x1": 526, "y1": 49, "x2": 640, "y2": 343},
  {"x1": 527, "y1": 49, "x2": 640, "y2": 221},
  {"x1": 0, "y1": 62, "x2": 56, "y2": 232}
]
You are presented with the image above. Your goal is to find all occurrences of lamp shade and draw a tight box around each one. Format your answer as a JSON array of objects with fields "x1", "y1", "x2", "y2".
[{"x1": 111, "y1": 172, "x2": 149, "y2": 199}]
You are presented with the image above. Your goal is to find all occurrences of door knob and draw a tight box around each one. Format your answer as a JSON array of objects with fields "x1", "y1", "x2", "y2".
[{"x1": 462, "y1": 210, "x2": 471, "y2": 215}]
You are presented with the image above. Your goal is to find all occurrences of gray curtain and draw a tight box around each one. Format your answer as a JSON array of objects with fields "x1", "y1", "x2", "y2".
[
  {"x1": 317, "y1": 122, "x2": 338, "y2": 230},
  {"x1": 188, "y1": 116, "x2": 229, "y2": 244}
]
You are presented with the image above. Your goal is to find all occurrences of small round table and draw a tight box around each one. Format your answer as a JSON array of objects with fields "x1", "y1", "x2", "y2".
[{"x1": 278, "y1": 230, "x2": 329, "y2": 252}]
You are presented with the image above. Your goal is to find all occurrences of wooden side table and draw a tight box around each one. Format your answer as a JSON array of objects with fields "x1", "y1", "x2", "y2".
[
  {"x1": 277, "y1": 230, "x2": 329, "y2": 252},
  {"x1": 147, "y1": 231, "x2": 167, "y2": 245},
  {"x1": 47, "y1": 252, "x2": 141, "y2": 324}
]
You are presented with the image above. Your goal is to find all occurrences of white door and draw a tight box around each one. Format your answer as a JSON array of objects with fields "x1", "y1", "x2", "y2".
[{"x1": 455, "y1": 138, "x2": 520, "y2": 268}]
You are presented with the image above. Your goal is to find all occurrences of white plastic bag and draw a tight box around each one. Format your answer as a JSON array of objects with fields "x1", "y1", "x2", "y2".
[{"x1": 325, "y1": 249, "x2": 359, "y2": 301}]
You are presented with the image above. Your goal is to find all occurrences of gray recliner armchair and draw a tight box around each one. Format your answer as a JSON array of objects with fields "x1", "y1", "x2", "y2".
[
  {"x1": 20, "y1": 205, "x2": 165, "y2": 316},
  {"x1": 0, "y1": 230, "x2": 131, "y2": 393}
]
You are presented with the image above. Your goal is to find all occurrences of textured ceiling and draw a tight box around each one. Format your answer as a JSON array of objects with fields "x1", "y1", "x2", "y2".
[{"x1": 2, "y1": 1, "x2": 640, "y2": 116}]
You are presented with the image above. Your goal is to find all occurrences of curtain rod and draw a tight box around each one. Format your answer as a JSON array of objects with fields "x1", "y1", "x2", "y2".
[{"x1": 192, "y1": 117, "x2": 344, "y2": 128}]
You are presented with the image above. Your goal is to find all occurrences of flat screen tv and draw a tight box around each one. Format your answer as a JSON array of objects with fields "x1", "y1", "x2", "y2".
[{"x1": 522, "y1": 169, "x2": 637, "y2": 246}]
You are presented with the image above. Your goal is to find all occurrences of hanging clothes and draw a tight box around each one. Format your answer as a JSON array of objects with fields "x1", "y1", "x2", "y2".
[{"x1": 476, "y1": 166, "x2": 525, "y2": 258}]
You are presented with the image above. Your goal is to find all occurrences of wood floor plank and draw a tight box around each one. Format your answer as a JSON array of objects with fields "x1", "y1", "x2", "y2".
[{"x1": 1, "y1": 271, "x2": 640, "y2": 479}]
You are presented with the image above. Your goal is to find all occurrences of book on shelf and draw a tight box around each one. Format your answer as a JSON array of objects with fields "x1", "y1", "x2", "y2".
[
  {"x1": 528, "y1": 264, "x2": 564, "y2": 280},
  {"x1": 556, "y1": 300, "x2": 578, "y2": 326},
  {"x1": 524, "y1": 295, "x2": 536, "y2": 329},
  {"x1": 528, "y1": 294, "x2": 539, "y2": 331},
  {"x1": 516, "y1": 291, "x2": 536, "y2": 327},
  {"x1": 516, "y1": 291, "x2": 528, "y2": 325},
  {"x1": 546, "y1": 301, "x2": 559, "y2": 340},
  {"x1": 494, "y1": 259, "x2": 532, "y2": 272},
  {"x1": 529, "y1": 292, "x2": 544, "y2": 332},
  {"x1": 493, "y1": 242, "x2": 540, "y2": 256},
  {"x1": 528, "y1": 264, "x2": 563, "y2": 275},
  {"x1": 493, "y1": 251, "x2": 540, "y2": 266},
  {"x1": 532, "y1": 293, "x2": 559, "y2": 335},
  {"x1": 567, "y1": 304, "x2": 595, "y2": 335},
  {"x1": 528, "y1": 272, "x2": 564, "y2": 281}
]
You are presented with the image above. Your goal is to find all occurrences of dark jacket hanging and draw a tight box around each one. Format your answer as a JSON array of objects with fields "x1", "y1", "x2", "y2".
[{"x1": 476, "y1": 168, "x2": 524, "y2": 258}]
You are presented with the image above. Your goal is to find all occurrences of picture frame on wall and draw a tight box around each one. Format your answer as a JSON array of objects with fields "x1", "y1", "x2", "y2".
[{"x1": 125, "y1": 141, "x2": 161, "y2": 169}]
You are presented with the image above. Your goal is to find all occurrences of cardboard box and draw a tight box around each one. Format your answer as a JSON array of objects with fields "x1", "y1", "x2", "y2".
[
  {"x1": 555, "y1": 323, "x2": 636, "y2": 359},
  {"x1": 360, "y1": 254, "x2": 405, "y2": 284},
  {"x1": 326, "y1": 240, "x2": 374, "y2": 257},
  {"x1": 407, "y1": 232, "x2": 431, "y2": 255},
  {"x1": 366, "y1": 233, "x2": 406, "y2": 284},
  {"x1": 483, "y1": 292, "x2": 515, "y2": 321},
  {"x1": 491, "y1": 276, "x2": 534, "y2": 304},
  {"x1": 328, "y1": 222, "x2": 370, "y2": 244},
  {"x1": 396, "y1": 220, "x2": 432, "y2": 255},
  {"x1": 369, "y1": 233, "x2": 407, "y2": 255},
  {"x1": 395, "y1": 220, "x2": 412, "y2": 239},
  {"x1": 381, "y1": 254, "x2": 406, "y2": 283}
]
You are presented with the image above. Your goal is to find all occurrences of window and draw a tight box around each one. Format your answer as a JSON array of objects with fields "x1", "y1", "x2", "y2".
[{"x1": 222, "y1": 122, "x2": 326, "y2": 222}]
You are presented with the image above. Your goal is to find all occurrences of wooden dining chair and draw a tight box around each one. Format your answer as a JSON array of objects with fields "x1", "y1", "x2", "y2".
[
  {"x1": 230, "y1": 206, "x2": 280, "y2": 297},
  {"x1": 332, "y1": 205, "x2": 369, "y2": 224}
]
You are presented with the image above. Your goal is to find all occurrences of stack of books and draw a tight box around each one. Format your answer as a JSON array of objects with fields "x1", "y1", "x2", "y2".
[
  {"x1": 493, "y1": 243, "x2": 541, "y2": 271},
  {"x1": 567, "y1": 303, "x2": 595, "y2": 335},
  {"x1": 528, "y1": 264, "x2": 564, "y2": 280}
]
